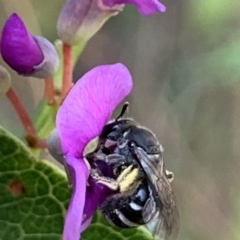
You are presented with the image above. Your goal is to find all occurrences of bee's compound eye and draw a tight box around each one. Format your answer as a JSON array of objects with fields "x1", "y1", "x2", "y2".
[
  {"x1": 102, "y1": 147, "x2": 112, "y2": 155},
  {"x1": 105, "y1": 139, "x2": 117, "y2": 148}
]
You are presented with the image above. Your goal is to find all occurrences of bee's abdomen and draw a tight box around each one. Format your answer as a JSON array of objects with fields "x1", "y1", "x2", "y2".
[{"x1": 100, "y1": 182, "x2": 149, "y2": 228}]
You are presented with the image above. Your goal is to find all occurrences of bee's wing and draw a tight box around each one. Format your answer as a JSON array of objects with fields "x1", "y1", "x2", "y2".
[{"x1": 134, "y1": 146, "x2": 180, "y2": 240}]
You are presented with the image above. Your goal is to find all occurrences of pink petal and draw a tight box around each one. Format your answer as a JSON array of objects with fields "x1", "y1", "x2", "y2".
[
  {"x1": 102, "y1": 0, "x2": 166, "y2": 15},
  {"x1": 82, "y1": 178, "x2": 114, "y2": 224},
  {"x1": 63, "y1": 156, "x2": 88, "y2": 240},
  {"x1": 80, "y1": 216, "x2": 93, "y2": 233},
  {"x1": 56, "y1": 63, "x2": 133, "y2": 158}
]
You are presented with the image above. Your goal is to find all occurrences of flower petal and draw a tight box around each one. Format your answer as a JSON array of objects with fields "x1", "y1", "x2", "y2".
[
  {"x1": 102, "y1": 0, "x2": 166, "y2": 15},
  {"x1": 57, "y1": 0, "x2": 122, "y2": 45},
  {"x1": 82, "y1": 177, "x2": 114, "y2": 225},
  {"x1": 80, "y1": 216, "x2": 93, "y2": 233},
  {"x1": 0, "y1": 13, "x2": 44, "y2": 74},
  {"x1": 63, "y1": 156, "x2": 88, "y2": 240},
  {"x1": 56, "y1": 63, "x2": 133, "y2": 157}
]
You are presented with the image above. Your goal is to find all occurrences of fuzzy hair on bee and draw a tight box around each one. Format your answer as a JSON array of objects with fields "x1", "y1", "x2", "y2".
[{"x1": 87, "y1": 102, "x2": 180, "y2": 240}]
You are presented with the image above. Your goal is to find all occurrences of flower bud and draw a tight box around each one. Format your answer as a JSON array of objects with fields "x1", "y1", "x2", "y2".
[
  {"x1": 0, "y1": 65, "x2": 11, "y2": 96},
  {"x1": 0, "y1": 13, "x2": 59, "y2": 78},
  {"x1": 57, "y1": 0, "x2": 124, "y2": 45}
]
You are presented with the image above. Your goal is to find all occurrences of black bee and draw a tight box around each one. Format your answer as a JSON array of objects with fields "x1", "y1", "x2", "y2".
[{"x1": 87, "y1": 103, "x2": 180, "y2": 240}]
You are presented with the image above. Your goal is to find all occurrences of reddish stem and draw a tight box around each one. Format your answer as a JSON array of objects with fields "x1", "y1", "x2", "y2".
[
  {"x1": 6, "y1": 87, "x2": 36, "y2": 136},
  {"x1": 6, "y1": 87, "x2": 47, "y2": 149},
  {"x1": 44, "y1": 77, "x2": 56, "y2": 105},
  {"x1": 25, "y1": 135, "x2": 47, "y2": 149},
  {"x1": 61, "y1": 43, "x2": 73, "y2": 100}
]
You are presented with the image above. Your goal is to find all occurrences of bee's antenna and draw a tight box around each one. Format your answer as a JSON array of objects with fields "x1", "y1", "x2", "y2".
[{"x1": 116, "y1": 102, "x2": 129, "y2": 121}]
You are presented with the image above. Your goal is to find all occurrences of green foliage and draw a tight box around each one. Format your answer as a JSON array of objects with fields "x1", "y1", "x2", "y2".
[
  {"x1": 187, "y1": 0, "x2": 238, "y2": 31},
  {"x1": 0, "y1": 125, "x2": 70, "y2": 240}
]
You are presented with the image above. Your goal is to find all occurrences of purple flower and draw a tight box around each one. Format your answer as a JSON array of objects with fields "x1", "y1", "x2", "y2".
[
  {"x1": 0, "y1": 13, "x2": 59, "y2": 78},
  {"x1": 57, "y1": 0, "x2": 166, "y2": 45},
  {"x1": 56, "y1": 63, "x2": 133, "y2": 240},
  {"x1": 57, "y1": 0, "x2": 123, "y2": 45},
  {"x1": 102, "y1": 0, "x2": 166, "y2": 15}
]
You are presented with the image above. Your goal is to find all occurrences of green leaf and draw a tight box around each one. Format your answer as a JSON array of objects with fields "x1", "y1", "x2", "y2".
[
  {"x1": 0, "y1": 125, "x2": 70, "y2": 240},
  {"x1": 82, "y1": 212, "x2": 153, "y2": 240},
  {"x1": 0, "y1": 125, "x2": 153, "y2": 240}
]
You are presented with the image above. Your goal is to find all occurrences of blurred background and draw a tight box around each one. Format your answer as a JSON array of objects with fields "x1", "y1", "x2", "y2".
[{"x1": 1, "y1": 0, "x2": 240, "y2": 239}]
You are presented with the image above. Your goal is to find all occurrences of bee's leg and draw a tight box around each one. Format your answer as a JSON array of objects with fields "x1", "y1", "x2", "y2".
[
  {"x1": 90, "y1": 170, "x2": 119, "y2": 190},
  {"x1": 105, "y1": 153, "x2": 126, "y2": 164},
  {"x1": 87, "y1": 152, "x2": 126, "y2": 164},
  {"x1": 90, "y1": 164, "x2": 134, "y2": 191},
  {"x1": 86, "y1": 151, "x2": 106, "y2": 162}
]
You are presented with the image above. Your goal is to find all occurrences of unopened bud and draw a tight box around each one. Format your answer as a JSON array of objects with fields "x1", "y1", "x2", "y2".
[{"x1": 1, "y1": 13, "x2": 59, "y2": 78}]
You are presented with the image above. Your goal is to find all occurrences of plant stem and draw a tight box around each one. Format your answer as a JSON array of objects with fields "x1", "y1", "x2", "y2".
[
  {"x1": 44, "y1": 77, "x2": 56, "y2": 105},
  {"x1": 25, "y1": 135, "x2": 47, "y2": 149},
  {"x1": 6, "y1": 87, "x2": 47, "y2": 149},
  {"x1": 6, "y1": 87, "x2": 36, "y2": 136},
  {"x1": 61, "y1": 43, "x2": 73, "y2": 100}
]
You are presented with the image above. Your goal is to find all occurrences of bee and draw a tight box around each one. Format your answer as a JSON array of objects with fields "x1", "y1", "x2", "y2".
[{"x1": 87, "y1": 103, "x2": 180, "y2": 240}]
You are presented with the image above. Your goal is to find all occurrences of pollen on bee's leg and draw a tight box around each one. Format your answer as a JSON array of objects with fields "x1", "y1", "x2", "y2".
[{"x1": 116, "y1": 164, "x2": 133, "y2": 183}]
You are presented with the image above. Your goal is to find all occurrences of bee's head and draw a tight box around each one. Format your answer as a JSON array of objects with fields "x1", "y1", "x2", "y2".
[
  {"x1": 100, "y1": 119, "x2": 162, "y2": 158},
  {"x1": 100, "y1": 118, "x2": 136, "y2": 141},
  {"x1": 97, "y1": 102, "x2": 163, "y2": 169}
]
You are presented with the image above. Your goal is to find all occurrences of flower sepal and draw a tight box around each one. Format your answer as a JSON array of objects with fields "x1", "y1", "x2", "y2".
[{"x1": 25, "y1": 35, "x2": 59, "y2": 78}]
